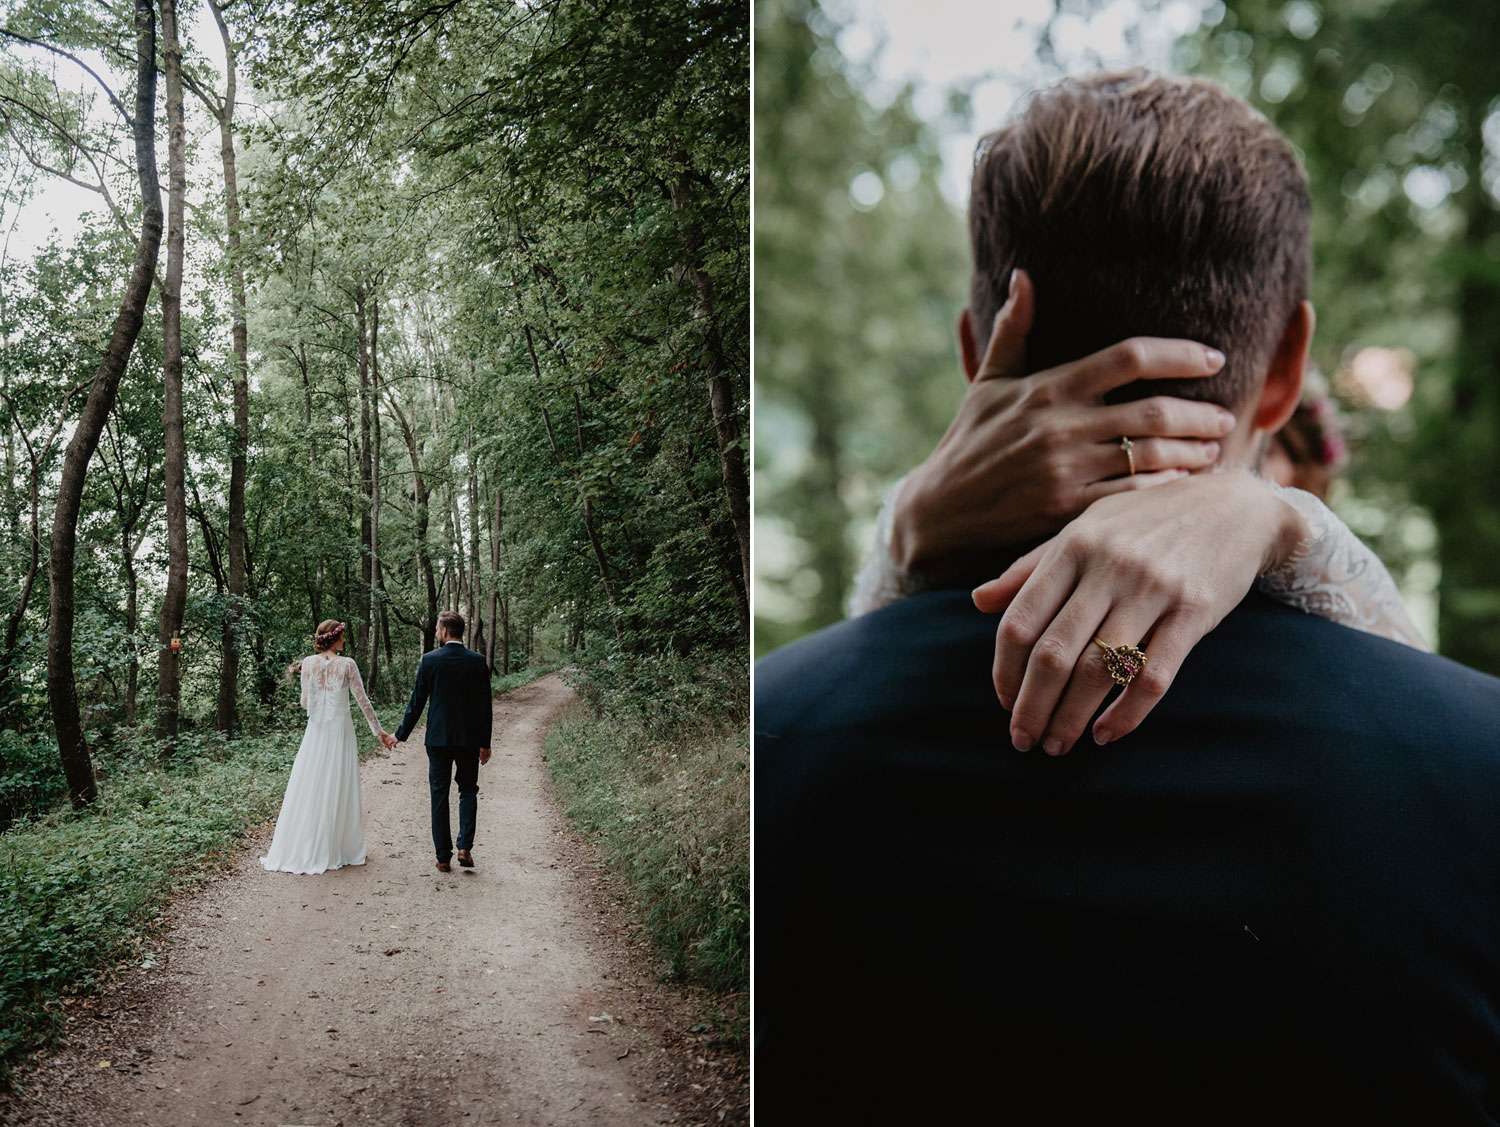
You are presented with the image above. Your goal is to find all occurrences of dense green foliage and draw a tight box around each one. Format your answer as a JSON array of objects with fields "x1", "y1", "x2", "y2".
[
  {"x1": 545, "y1": 659, "x2": 747, "y2": 1045},
  {"x1": 0, "y1": 0, "x2": 747, "y2": 803},
  {"x1": 755, "y1": 0, "x2": 1500, "y2": 677}
]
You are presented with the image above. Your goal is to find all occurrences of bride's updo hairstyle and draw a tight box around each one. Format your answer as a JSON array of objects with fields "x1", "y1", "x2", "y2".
[
  {"x1": 286, "y1": 619, "x2": 346, "y2": 681},
  {"x1": 313, "y1": 620, "x2": 346, "y2": 653}
]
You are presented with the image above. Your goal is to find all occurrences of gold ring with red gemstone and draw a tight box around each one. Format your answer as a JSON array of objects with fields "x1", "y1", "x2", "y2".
[{"x1": 1092, "y1": 636, "x2": 1146, "y2": 686}]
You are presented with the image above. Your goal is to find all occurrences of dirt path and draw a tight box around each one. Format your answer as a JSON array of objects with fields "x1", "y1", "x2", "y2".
[{"x1": 2, "y1": 674, "x2": 745, "y2": 1127}]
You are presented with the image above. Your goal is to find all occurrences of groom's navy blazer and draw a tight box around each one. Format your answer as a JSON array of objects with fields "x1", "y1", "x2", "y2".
[
  {"x1": 395, "y1": 640, "x2": 492, "y2": 748},
  {"x1": 756, "y1": 590, "x2": 1500, "y2": 1124}
]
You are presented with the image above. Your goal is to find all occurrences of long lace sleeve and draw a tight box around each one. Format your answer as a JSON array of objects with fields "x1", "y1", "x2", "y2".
[
  {"x1": 300, "y1": 658, "x2": 311, "y2": 712},
  {"x1": 1254, "y1": 481, "x2": 1428, "y2": 651},
  {"x1": 344, "y1": 657, "x2": 384, "y2": 740},
  {"x1": 848, "y1": 475, "x2": 917, "y2": 617}
]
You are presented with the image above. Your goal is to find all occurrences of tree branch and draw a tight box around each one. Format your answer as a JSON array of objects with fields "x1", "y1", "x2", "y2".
[{"x1": 0, "y1": 27, "x2": 134, "y2": 124}]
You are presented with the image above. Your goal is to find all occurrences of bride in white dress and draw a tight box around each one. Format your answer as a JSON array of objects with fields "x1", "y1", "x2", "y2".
[{"x1": 261, "y1": 620, "x2": 392, "y2": 875}]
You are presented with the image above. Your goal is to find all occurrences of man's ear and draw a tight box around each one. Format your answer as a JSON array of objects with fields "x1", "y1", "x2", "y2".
[
  {"x1": 958, "y1": 307, "x2": 981, "y2": 384},
  {"x1": 1251, "y1": 300, "x2": 1314, "y2": 433}
]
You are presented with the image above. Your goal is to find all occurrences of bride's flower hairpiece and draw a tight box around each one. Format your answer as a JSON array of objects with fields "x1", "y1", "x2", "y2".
[{"x1": 316, "y1": 622, "x2": 345, "y2": 644}]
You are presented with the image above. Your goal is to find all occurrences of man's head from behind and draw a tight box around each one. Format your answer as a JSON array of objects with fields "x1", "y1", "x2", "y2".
[
  {"x1": 964, "y1": 71, "x2": 1313, "y2": 462},
  {"x1": 437, "y1": 610, "x2": 465, "y2": 644}
]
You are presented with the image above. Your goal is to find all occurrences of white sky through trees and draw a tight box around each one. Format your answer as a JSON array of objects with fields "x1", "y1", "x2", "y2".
[{"x1": 2, "y1": 4, "x2": 230, "y2": 265}]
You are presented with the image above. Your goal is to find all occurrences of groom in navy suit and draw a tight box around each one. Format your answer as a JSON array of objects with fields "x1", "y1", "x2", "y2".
[
  {"x1": 757, "y1": 73, "x2": 1500, "y2": 1123},
  {"x1": 391, "y1": 610, "x2": 493, "y2": 872}
]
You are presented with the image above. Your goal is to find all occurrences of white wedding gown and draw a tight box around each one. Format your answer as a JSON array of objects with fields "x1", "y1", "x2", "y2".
[{"x1": 260, "y1": 652, "x2": 383, "y2": 875}]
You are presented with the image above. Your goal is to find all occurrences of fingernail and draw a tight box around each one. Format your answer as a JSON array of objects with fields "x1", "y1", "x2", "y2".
[
  {"x1": 1093, "y1": 728, "x2": 1113, "y2": 746},
  {"x1": 971, "y1": 585, "x2": 987, "y2": 605},
  {"x1": 998, "y1": 693, "x2": 1014, "y2": 711},
  {"x1": 1205, "y1": 441, "x2": 1220, "y2": 458},
  {"x1": 1012, "y1": 730, "x2": 1033, "y2": 752},
  {"x1": 1042, "y1": 736, "x2": 1063, "y2": 757},
  {"x1": 1008, "y1": 267, "x2": 1018, "y2": 298},
  {"x1": 1205, "y1": 347, "x2": 1225, "y2": 371}
]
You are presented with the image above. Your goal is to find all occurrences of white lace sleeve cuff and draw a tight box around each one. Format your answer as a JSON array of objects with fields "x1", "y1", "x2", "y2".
[{"x1": 1254, "y1": 480, "x2": 1428, "y2": 651}]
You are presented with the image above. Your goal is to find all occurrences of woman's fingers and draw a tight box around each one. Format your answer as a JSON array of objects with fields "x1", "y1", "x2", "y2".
[
  {"x1": 1037, "y1": 600, "x2": 1160, "y2": 756},
  {"x1": 1065, "y1": 337, "x2": 1225, "y2": 399},
  {"x1": 976, "y1": 268, "x2": 1036, "y2": 382},
  {"x1": 991, "y1": 550, "x2": 1078, "y2": 718},
  {"x1": 1088, "y1": 395, "x2": 1237, "y2": 443},
  {"x1": 1001, "y1": 574, "x2": 1109, "y2": 751},
  {"x1": 972, "y1": 543, "x2": 1046, "y2": 615},
  {"x1": 1125, "y1": 436, "x2": 1223, "y2": 473},
  {"x1": 1091, "y1": 611, "x2": 1199, "y2": 745},
  {"x1": 1077, "y1": 436, "x2": 1221, "y2": 485}
]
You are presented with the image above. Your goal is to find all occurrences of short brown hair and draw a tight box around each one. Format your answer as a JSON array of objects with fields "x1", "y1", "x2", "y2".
[
  {"x1": 968, "y1": 71, "x2": 1311, "y2": 408},
  {"x1": 437, "y1": 610, "x2": 464, "y2": 639}
]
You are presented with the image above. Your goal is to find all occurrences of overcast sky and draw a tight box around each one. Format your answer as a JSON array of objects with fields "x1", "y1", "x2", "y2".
[{"x1": 2, "y1": 6, "x2": 230, "y2": 266}]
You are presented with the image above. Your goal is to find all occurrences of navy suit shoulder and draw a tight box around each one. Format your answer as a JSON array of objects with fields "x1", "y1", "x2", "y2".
[{"x1": 756, "y1": 590, "x2": 1500, "y2": 1123}]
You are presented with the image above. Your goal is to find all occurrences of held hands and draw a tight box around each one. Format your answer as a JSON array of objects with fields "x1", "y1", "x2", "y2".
[
  {"x1": 972, "y1": 472, "x2": 1310, "y2": 756},
  {"x1": 890, "y1": 269, "x2": 1236, "y2": 583},
  {"x1": 379, "y1": 732, "x2": 398, "y2": 750}
]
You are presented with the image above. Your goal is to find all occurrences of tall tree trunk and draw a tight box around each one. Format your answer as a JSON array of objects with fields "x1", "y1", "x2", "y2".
[
  {"x1": 154, "y1": 0, "x2": 189, "y2": 747},
  {"x1": 49, "y1": 0, "x2": 161, "y2": 804},
  {"x1": 1, "y1": 449, "x2": 43, "y2": 715},
  {"x1": 668, "y1": 159, "x2": 749, "y2": 615},
  {"x1": 682, "y1": 448, "x2": 750, "y2": 636},
  {"x1": 354, "y1": 284, "x2": 372, "y2": 665},
  {"x1": 210, "y1": 0, "x2": 248, "y2": 736},
  {"x1": 123, "y1": 545, "x2": 139, "y2": 725},
  {"x1": 466, "y1": 424, "x2": 483, "y2": 654},
  {"x1": 298, "y1": 340, "x2": 323, "y2": 621},
  {"x1": 487, "y1": 486, "x2": 502, "y2": 673},
  {"x1": 368, "y1": 294, "x2": 382, "y2": 691},
  {"x1": 391, "y1": 396, "x2": 437, "y2": 651},
  {"x1": 500, "y1": 597, "x2": 510, "y2": 676}
]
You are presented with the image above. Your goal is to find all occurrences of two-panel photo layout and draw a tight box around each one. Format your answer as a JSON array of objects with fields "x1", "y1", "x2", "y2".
[{"x1": 1, "y1": 1, "x2": 1498, "y2": 1125}]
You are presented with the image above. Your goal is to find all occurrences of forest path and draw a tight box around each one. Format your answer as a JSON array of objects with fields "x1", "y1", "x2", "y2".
[{"x1": 4, "y1": 673, "x2": 708, "y2": 1127}]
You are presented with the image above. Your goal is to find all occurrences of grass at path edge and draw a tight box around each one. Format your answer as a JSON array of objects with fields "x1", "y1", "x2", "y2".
[{"x1": 541, "y1": 692, "x2": 748, "y2": 1052}]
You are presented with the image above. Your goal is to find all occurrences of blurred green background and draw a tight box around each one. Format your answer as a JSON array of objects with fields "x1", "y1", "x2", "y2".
[{"x1": 754, "y1": 0, "x2": 1500, "y2": 677}]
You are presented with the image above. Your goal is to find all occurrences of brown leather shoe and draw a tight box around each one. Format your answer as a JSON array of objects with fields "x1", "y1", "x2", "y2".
[
  {"x1": 435, "y1": 859, "x2": 452, "y2": 873},
  {"x1": 456, "y1": 850, "x2": 474, "y2": 868}
]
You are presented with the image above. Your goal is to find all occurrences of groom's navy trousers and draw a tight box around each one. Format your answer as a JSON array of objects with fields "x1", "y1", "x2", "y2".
[
  {"x1": 426, "y1": 746, "x2": 478, "y2": 861},
  {"x1": 396, "y1": 640, "x2": 493, "y2": 863}
]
